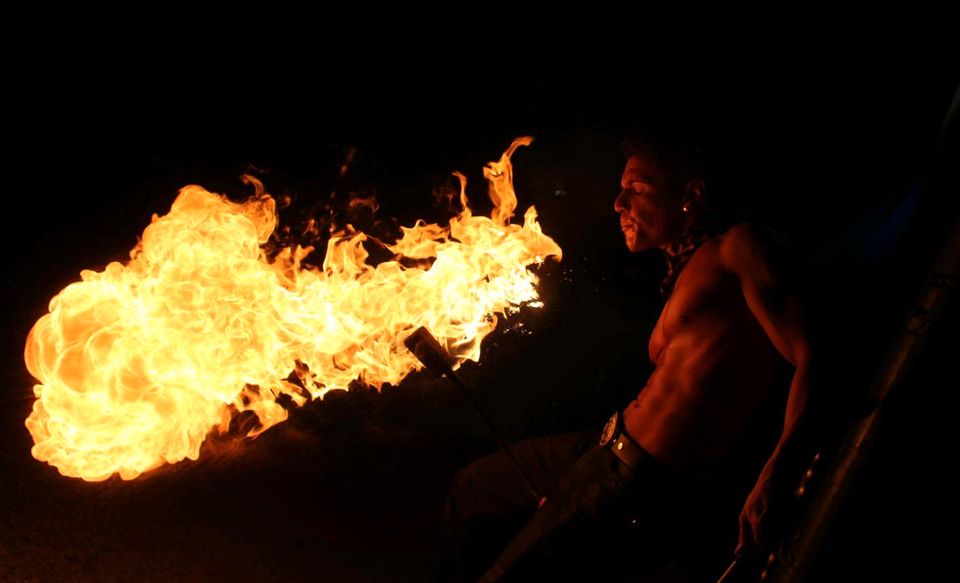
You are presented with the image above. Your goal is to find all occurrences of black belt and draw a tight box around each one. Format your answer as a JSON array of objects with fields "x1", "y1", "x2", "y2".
[{"x1": 599, "y1": 412, "x2": 655, "y2": 474}]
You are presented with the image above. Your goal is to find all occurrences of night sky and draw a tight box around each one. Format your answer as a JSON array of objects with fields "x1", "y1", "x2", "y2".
[{"x1": 3, "y1": 52, "x2": 957, "y2": 581}]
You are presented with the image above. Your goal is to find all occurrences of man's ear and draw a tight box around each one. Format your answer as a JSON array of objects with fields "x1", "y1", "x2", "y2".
[{"x1": 683, "y1": 179, "x2": 706, "y2": 208}]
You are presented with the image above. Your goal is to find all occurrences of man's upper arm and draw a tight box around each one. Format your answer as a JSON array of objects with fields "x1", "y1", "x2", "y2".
[{"x1": 721, "y1": 223, "x2": 812, "y2": 367}]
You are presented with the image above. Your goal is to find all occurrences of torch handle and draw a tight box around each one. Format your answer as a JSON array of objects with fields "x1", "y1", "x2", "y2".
[
  {"x1": 405, "y1": 327, "x2": 546, "y2": 505},
  {"x1": 445, "y1": 371, "x2": 546, "y2": 505}
]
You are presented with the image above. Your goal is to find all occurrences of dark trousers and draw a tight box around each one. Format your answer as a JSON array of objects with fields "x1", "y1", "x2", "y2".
[{"x1": 441, "y1": 427, "x2": 705, "y2": 582}]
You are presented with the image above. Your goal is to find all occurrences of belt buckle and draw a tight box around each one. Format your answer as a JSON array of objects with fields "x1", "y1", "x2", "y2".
[{"x1": 599, "y1": 412, "x2": 619, "y2": 446}]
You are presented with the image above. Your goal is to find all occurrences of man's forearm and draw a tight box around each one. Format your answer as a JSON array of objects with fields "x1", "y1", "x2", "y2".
[{"x1": 762, "y1": 360, "x2": 817, "y2": 483}]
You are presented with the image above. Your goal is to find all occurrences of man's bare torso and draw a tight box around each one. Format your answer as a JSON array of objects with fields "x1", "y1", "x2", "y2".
[{"x1": 623, "y1": 225, "x2": 786, "y2": 481}]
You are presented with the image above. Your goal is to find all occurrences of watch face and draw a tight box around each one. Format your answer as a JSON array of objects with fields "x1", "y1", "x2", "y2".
[{"x1": 600, "y1": 413, "x2": 618, "y2": 446}]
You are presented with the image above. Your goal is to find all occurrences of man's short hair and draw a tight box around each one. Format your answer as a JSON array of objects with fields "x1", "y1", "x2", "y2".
[{"x1": 622, "y1": 125, "x2": 715, "y2": 192}]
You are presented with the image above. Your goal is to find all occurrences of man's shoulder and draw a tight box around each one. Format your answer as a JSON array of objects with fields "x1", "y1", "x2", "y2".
[
  {"x1": 716, "y1": 221, "x2": 803, "y2": 282},
  {"x1": 714, "y1": 222, "x2": 757, "y2": 261},
  {"x1": 719, "y1": 221, "x2": 771, "y2": 244},
  {"x1": 717, "y1": 221, "x2": 793, "y2": 268},
  {"x1": 719, "y1": 221, "x2": 793, "y2": 252}
]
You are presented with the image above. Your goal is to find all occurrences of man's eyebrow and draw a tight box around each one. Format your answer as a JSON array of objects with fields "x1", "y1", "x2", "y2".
[{"x1": 621, "y1": 173, "x2": 656, "y2": 188}]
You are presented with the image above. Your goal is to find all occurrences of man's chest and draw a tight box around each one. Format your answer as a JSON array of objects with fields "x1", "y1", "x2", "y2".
[{"x1": 648, "y1": 245, "x2": 743, "y2": 362}]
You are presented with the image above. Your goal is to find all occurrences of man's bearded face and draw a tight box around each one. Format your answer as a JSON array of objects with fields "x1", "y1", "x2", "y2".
[{"x1": 615, "y1": 154, "x2": 687, "y2": 252}]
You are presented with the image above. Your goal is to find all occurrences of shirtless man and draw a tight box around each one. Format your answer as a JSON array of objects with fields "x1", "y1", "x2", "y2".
[
  {"x1": 615, "y1": 145, "x2": 816, "y2": 559},
  {"x1": 442, "y1": 134, "x2": 818, "y2": 581}
]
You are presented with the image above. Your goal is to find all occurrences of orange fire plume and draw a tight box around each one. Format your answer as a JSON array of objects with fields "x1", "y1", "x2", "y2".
[{"x1": 24, "y1": 138, "x2": 561, "y2": 482}]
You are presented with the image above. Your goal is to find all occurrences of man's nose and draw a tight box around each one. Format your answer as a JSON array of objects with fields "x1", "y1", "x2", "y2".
[{"x1": 614, "y1": 189, "x2": 629, "y2": 213}]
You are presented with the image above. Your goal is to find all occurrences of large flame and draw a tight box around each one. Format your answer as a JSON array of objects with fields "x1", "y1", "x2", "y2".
[{"x1": 25, "y1": 138, "x2": 561, "y2": 481}]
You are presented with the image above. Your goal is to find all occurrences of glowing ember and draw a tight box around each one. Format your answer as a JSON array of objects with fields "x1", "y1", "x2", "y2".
[{"x1": 24, "y1": 138, "x2": 561, "y2": 481}]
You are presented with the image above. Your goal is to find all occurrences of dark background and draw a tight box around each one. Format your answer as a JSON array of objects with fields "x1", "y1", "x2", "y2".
[{"x1": 2, "y1": 51, "x2": 957, "y2": 581}]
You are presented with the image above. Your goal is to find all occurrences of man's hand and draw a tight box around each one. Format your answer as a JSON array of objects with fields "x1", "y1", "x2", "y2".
[{"x1": 735, "y1": 471, "x2": 786, "y2": 558}]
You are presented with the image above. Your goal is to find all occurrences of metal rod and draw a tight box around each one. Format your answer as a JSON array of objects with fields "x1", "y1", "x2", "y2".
[
  {"x1": 766, "y1": 210, "x2": 960, "y2": 583},
  {"x1": 765, "y1": 84, "x2": 960, "y2": 583},
  {"x1": 404, "y1": 326, "x2": 546, "y2": 506}
]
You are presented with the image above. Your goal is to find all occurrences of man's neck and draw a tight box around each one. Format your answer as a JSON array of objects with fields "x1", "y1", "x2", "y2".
[{"x1": 659, "y1": 222, "x2": 718, "y2": 298}]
